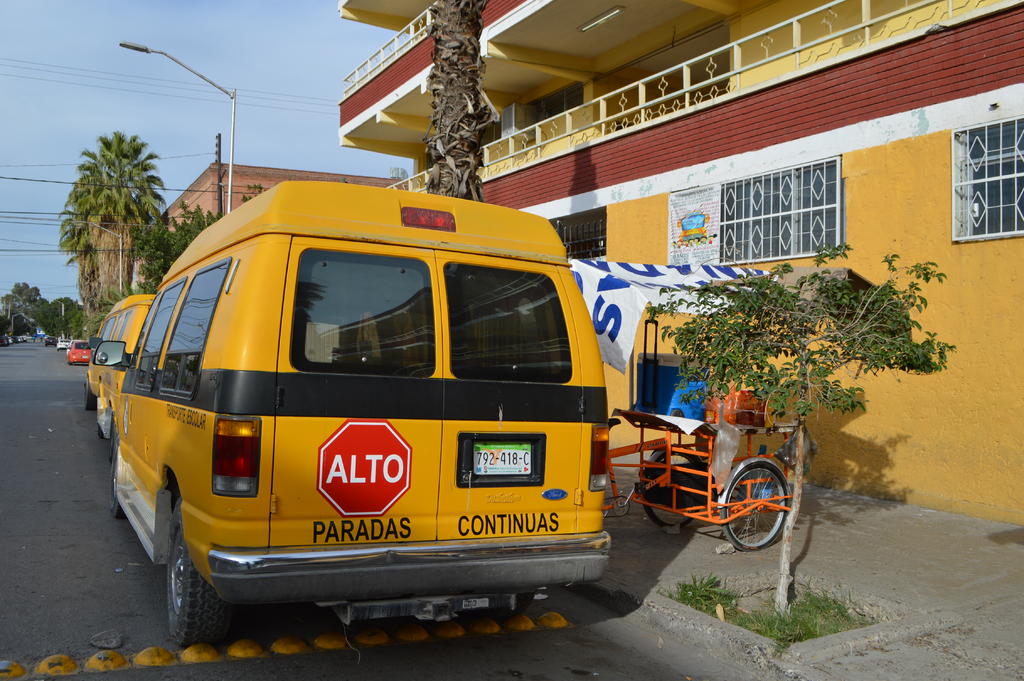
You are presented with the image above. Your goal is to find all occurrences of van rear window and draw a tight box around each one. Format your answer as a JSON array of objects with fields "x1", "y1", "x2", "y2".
[
  {"x1": 444, "y1": 263, "x2": 571, "y2": 383},
  {"x1": 291, "y1": 250, "x2": 435, "y2": 377}
]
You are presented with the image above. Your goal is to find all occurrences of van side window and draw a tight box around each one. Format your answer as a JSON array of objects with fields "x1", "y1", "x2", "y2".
[
  {"x1": 135, "y1": 281, "x2": 185, "y2": 392},
  {"x1": 444, "y1": 263, "x2": 572, "y2": 383},
  {"x1": 161, "y1": 261, "x2": 229, "y2": 396},
  {"x1": 99, "y1": 315, "x2": 117, "y2": 340},
  {"x1": 114, "y1": 310, "x2": 134, "y2": 341},
  {"x1": 291, "y1": 250, "x2": 435, "y2": 377}
]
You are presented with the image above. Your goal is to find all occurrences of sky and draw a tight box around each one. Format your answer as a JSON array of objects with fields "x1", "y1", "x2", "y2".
[{"x1": 0, "y1": 1, "x2": 406, "y2": 303}]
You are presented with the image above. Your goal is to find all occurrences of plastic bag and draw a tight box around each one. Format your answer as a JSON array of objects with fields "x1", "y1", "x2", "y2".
[
  {"x1": 712, "y1": 415, "x2": 741, "y2": 490},
  {"x1": 773, "y1": 425, "x2": 817, "y2": 473}
]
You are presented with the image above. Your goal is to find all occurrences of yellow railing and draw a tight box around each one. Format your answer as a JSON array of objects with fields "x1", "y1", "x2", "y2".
[
  {"x1": 390, "y1": 0, "x2": 1010, "y2": 191},
  {"x1": 343, "y1": 5, "x2": 433, "y2": 95}
]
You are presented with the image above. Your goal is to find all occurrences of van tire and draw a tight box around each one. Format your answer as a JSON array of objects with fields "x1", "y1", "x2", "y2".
[
  {"x1": 85, "y1": 383, "x2": 97, "y2": 411},
  {"x1": 109, "y1": 428, "x2": 125, "y2": 519},
  {"x1": 167, "y1": 501, "x2": 232, "y2": 646}
]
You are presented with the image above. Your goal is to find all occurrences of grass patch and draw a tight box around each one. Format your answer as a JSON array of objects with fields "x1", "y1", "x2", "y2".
[
  {"x1": 664, "y1": 574, "x2": 737, "y2": 617},
  {"x1": 666, "y1": 575, "x2": 874, "y2": 649}
]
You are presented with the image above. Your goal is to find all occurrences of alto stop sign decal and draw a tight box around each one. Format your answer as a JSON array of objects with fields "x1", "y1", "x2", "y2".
[{"x1": 317, "y1": 419, "x2": 412, "y2": 516}]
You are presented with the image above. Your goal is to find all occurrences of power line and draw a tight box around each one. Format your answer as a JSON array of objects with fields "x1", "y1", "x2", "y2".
[
  {"x1": 0, "y1": 71, "x2": 336, "y2": 116},
  {"x1": 0, "y1": 61, "x2": 336, "y2": 108},
  {"x1": 0, "y1": 152, "x2": 213, "y2": 168},
  {"x1": 0, "y1": 174, "x2": 215, "y2": 193},
  {"x1": 0, "y1": 56, "x2": 337, "y2": 104},
  {"x1": 0, "y1": 237, "x2": 57, "y2": 246}
]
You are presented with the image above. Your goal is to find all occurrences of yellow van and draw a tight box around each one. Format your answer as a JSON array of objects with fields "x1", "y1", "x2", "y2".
[
  {"x1": 86, "y1": 294, "x2": 155, "y2": 439},
  {"x1": 93, "y1": 182, "x2": 610, "y2": 645}
]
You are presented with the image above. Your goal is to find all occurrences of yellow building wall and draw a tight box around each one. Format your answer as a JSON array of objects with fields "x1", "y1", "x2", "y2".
[{"x1": 602, "y1": 131, "x2": 1024, "y2": 525}]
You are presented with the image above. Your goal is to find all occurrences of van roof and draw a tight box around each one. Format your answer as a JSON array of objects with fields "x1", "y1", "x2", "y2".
[
  {"x1": 165, "y1": 182, "x2": 567, "y2": 282},
  {"x1": 106, "y1": 294, "x2": 155, "y2": 316}
]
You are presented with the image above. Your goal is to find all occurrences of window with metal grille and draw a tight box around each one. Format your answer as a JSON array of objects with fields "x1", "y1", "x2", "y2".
[
  {"x1": 720, "y1": 158, "x2": 842, "y2": 264},
  {"x1": 551, "y1": 207, "x2": 607, "y2": 260},
  {"x1": 953, "y1": 117, "x2": 1024, "y2": 241}
]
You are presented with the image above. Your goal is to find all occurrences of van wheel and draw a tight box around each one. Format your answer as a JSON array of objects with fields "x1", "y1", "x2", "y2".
[
  {"x1": 167, "y1": 501, "x2": 232, "y2": 646},
  {"x1": 85, "y1": 384, "x2": 97, "y2": 411},
  {"x1": 109, "y1": 428, "x2": 125, "y2": 519}
]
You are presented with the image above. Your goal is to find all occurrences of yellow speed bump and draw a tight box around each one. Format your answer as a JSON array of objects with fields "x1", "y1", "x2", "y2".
[
  {"x1": 0, "y1": 661, "x2": 26, "y2": 679},
  {"x1": 353, "y1": 628, "x2": 390, "y2": 647},
  {"x1": 537, "y1": 611, "x2": 570, "y2": 629},
  {"x1": 180, "y1": 643, "x2": 220, "y2": 663},
  {"x1": 34, "y1": 654, "x2": 77, "y2": 676},
  {"x1": 504, "y1": 614, "x2": 536, "y2": 631},
  {"x1": 271, "y1": 636, "x2": 311, "y2": 655},
  {"x1": 134, "y1": 646, "x2": 176, "y2": 667},
  {"x1": 313, "y1": 632, "x2": 348, "y2": 650},
  {"x1": 467, "y1": 617, "x2": 501, "y2": 635},
  {"x1": 226, "y1": 639, "x2": 267, "y2": 659},
  {"x1": 432, "y1": 621, "x2": 466, "y2": 639},
  {"x1": 85, "y1": 650, "x2": 129, "y2": 671},
  {"x1": 395, "y1": 624, "x2": 429, "y2": 642}
]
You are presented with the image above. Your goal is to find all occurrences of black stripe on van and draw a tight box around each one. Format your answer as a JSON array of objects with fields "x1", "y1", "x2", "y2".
[{"x1": 124, "y1": 368, "x2": 607, "y2": 423}]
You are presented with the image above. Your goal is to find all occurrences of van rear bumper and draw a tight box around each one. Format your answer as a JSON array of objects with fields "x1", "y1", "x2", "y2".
[{"x1": 207, "y1": 531, "x2": 610, "y2": 604}]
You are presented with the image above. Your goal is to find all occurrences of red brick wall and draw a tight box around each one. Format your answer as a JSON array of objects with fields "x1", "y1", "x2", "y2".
[
  {"x1": 483, "y1": 6, "x2": 1024, "y2": 209},
  {"x1": 340, "y1": 0, "x2": 530, "y2": 126}
]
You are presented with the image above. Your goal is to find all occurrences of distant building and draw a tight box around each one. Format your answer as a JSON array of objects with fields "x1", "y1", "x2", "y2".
[{"x1": 166, "y1": 163, "x2": 393, "y2": 218}]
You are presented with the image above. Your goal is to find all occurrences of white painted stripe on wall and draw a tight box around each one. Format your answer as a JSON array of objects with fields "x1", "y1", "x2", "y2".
[
  {"x1": 519, "y1": 84, "x2": 1024, "y2": 219},
  {"x1": 338, "y1": 65, "x2": 432, "y2": 140}
]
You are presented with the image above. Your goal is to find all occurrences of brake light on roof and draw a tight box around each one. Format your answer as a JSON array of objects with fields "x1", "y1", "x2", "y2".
[
  {"x1": 401, "y1": 207, "x2": 456, "y2": 232},
  {"x1": 213, "y1": 416, "x2": 260, "y2": 496},
  {"x1": 589, "y1": 424, "x2": 609, "y2": 492}
]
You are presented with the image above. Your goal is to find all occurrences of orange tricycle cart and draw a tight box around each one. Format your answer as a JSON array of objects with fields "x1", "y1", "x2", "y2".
[{"x1": 604, "y1": 408, "x2": 795, "y2": 551}]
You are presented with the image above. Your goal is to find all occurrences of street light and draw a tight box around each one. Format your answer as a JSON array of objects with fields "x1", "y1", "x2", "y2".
[{"x1": 119, "y1": 41, "x2": 236, "y2": 213}]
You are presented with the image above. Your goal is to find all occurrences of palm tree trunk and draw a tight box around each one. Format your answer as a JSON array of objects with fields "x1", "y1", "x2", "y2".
[{"x1": 424, "y1": 0, "x2": 493, "y2": 201}]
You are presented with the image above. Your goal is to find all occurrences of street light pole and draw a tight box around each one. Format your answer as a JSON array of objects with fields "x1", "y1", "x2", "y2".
[
  {"x1": 118, "y1": 41, "x2": 237, "y2": 213},
  {"x1": 90, "y1": 223, "x2": 124, "y2": 291}
]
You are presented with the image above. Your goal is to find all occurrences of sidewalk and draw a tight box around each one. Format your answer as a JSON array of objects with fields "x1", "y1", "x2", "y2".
[{"x1": 588, "y1": 482, "x2": 1024, "y2": 681}]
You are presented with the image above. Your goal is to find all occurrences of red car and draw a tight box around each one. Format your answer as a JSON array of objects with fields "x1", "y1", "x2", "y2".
[{"x1": 66, "y1": 340, "x2": 92, "y2": 365}]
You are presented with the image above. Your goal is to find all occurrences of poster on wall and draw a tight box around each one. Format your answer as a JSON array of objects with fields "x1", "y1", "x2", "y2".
[{"x1": 668, "y1": 185, "x2": 721, "y2": 267}]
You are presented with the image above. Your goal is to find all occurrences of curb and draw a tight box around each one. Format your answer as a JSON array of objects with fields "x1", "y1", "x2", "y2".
[
  {"x1": 571, "y1": 581, "x2": 963, "y2": 681},
  {"x1": 780, "y1": 610, "x2": 963, "y2": 666}
]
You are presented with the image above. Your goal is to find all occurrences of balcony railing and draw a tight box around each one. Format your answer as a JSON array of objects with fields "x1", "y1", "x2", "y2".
[
  {"x1": 343, "y1": 5, "x2": 433, "y2": 96},
  {"x1": 390, "y1": 0, "x2": 1010, "y2": 192}
]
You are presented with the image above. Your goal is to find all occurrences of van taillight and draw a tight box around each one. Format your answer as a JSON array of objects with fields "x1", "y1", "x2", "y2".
[
  {"x1": 589, "y1": 424, "x2": 609, "y2": 492},
  {"x1": 213, "y1": 416, "x2": 260, "y2": 496},
  {"x1": 401, "y1": 206, "x2": 456, "y2": 232}
]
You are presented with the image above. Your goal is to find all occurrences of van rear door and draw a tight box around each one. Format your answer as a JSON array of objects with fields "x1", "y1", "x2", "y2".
[
  {"x1": 435, "y1": 255, "x2": 586, "y2": 541},
  {"x1": 270, "y1": 238, "x2": 443, "y2": 548}
]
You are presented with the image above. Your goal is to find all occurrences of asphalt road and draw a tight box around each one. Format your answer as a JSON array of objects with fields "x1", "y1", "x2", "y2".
[{"x1": 0, "y1": 343, "x2": 755, "y2": 681}]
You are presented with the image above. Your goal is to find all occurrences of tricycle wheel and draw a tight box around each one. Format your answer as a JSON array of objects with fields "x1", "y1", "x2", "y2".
[
  {"x1": 721, "y1": 461, "x2": 789, "y2": 551},
  {"x1": 640, "y1": 449, "x2": 698, "y2": 529}
]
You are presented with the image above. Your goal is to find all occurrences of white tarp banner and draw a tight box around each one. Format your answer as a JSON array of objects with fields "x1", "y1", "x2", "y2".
[{"x1": 569, "y1": 260, "x2": 765, "y2": 372}]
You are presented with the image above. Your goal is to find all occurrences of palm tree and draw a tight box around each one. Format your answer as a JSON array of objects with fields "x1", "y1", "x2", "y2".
[
  {"x1": 424, "y1": 0, "x2": 493, "y2": 201},
  {"x1": 61, "y1": 131, "x2": 165, "y2": 314}
]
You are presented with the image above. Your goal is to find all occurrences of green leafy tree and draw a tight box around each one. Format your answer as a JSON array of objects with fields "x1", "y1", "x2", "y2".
[
  {"x1": 34, "y1": 297, "x2": 84, "y2": 338},
  {"x1": 61, "y1": 131, "x2": 165, "y2": 314},
  {"x1": 2, "y1": 283, "x2": 43, "y2": 335},
  {"x1": 655, "y1": 245, "x2": 955, "y2": 612},
  {"x1": 134, "y1": 203, "x2": 218, "y2": 294}
]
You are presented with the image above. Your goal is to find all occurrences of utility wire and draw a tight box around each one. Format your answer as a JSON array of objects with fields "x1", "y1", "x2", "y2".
[
  {"x1": 0, "y1": 57, "x2": 337, "y2": 104},
  {"x1": 0, "y1": 71, "x2": 336, "y2": 116},
  {"x1": 0, "y1": 152, "x2": 213, "y2": 168},
  {"x1": 0, "y1": 61, "x2": 336, "y2": 108},
  {"x1": 0, "y1": 174, "x2": 218, "y2": 193}
]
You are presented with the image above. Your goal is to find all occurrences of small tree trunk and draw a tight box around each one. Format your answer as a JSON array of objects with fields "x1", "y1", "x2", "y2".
[
  {"x1": 424, "y1": 0, "x2": 493, "y2": 201},
  {"x1": 774, "y1": 420, "x2": 805, "y2": 613}
]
